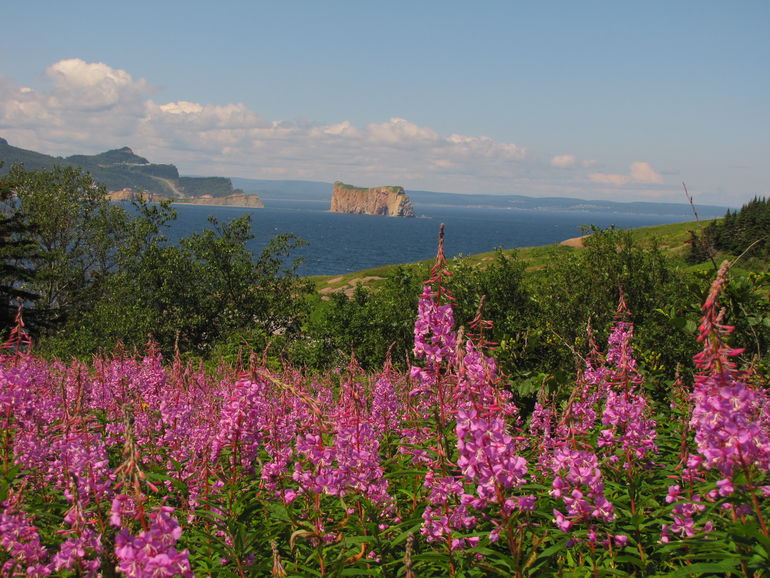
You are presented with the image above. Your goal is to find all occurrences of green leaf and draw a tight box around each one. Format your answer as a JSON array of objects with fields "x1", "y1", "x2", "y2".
[
  {"x1": 387, "y1": 523, "x2": 423, "y2": 547},
  {"x1": 611, "y1": 554, "x2": 645, "y2": 568},
  {"x1": 536, "y1": 537, "x2": 570, "y2": 560},
  {"x1": 268, "y1": 501, "x2": 292, "y2": 523},
  {"x1": 342, "y1": 535, "x2": 372, "y2": 546},
  {"x1": 665, "y1": 560, "x2": 740, "y2": 577}
]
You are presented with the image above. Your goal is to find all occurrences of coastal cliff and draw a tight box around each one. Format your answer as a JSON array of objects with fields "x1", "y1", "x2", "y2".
[
  {"x1": 0, "y1": 139, "x2": 262, "y2": 206},
  {"x1": 174, "y1": 192, "x2": 264, "y2": 208},
  {"x1": 107, "y1": 189, "x2": 264, "y2": 208},
  {"x1": 330, "y1": 182, "x2": 414, "y2": 217}
]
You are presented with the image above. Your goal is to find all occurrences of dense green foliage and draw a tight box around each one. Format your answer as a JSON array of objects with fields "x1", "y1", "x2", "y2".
[
  {"x1": 6, "y1": 165, "x2": 129, "y2": 329},
  {"x1": 178, "y1": 176, "x2": 246, "y2": 198},
  {"x1": 689, "y1": 196, "x2": 770, "y2": 264},
  {"x1": 0, "y1": 165, "x2": 310, "y2": 358},
  {"x1": 297, "y1": 234, "x2": 657, "y2": 378},
  {"x1": 3, "y1": 164, "x2": 769, "y2": 398},
  {"x1": 293, "y1": 226, "x2": 769, "y2": 403},
  {"x1": 0, "y1": 169, "x2": 39, "y2": 328}
]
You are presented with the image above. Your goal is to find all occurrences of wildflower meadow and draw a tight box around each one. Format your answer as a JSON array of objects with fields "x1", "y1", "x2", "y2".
[{"x1": 1, "y1": 230, "x2": 769, "y2": 577}]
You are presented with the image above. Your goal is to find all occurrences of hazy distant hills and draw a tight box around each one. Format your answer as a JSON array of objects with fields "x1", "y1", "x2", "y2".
[
  {"x1": 0, "y1": 138, "x2": 728, "y2": 219},
  {"x1": 232, "y1": 178, "x2": 729, "y2": 219},
  {"x1": 0, "y1": 138, "x2": 245, "y2": 199}
]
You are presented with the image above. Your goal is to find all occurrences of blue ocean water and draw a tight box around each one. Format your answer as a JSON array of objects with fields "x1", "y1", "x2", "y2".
[{"x1": 166, "y1": 203, "x2": 689, "y2": 277}]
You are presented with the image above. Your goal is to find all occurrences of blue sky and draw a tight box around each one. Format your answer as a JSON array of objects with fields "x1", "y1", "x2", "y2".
[{"x1": 1, "y1": 0, "x2": 768, "y2": 206}]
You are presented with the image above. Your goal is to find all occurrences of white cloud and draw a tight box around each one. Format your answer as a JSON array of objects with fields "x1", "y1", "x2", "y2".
[
  {"x1": 365, "y1": 117, "x2": 440, "y2": 145},
  {"x1": 589, "y1": 161, "x2": 664, "y2": 186},
  {"x1": 629, "y1": 161, "x2": 663, "y2": 184},
  {"x1": 46, "y1": 58, "x2": 151, "y2": 113},
  {"x1": 550, "y1": 154, "x2": 576, "y2": 168},
  {"x1": 159, "y1": 101, "x2": 203, "y2": 115},
  {"x1": 588, "y1": 172, "x2": 631, "y2": 186},
  {"x1": 0, "y1": 59, "x2": 676, "y2": 200},
  {"x1": 315, "y1": 120, "x2": 359, "y2": 137}
]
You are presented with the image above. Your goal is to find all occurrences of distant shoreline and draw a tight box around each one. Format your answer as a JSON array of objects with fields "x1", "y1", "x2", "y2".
[
  {"x1": 169, "y1": 200, "x2": 263, "y2": 209},
  {"x1": 107, "y1": 190, "x2": 264, "y2": 209}
]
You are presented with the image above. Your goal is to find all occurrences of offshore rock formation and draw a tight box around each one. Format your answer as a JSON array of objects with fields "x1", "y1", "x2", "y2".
[{"x1": 330, "y1": 182, "x2": 414, "y2": 217}]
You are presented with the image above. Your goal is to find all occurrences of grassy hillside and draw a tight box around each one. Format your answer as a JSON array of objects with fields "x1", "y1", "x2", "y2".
[{"x1": 309, "y1": 219, "x2": 720, "y2": 295}]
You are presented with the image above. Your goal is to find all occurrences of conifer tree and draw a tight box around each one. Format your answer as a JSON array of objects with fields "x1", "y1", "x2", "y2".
[{"x1": 0, "y1": 167, "x2": 39, "y2": 334}]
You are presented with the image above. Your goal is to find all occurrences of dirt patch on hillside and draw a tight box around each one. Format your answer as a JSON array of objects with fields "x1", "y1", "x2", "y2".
[
  {"x1": 319, "y1": 276, "x2": 385, "y2": 299},
  {"x1": 560, "y1": 235, "x2": 588, "y2": 248}
]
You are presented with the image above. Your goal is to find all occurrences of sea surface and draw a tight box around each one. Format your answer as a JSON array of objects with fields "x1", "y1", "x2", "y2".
[{"x1": 166, "y1": 202, "x2": 694, "y2": 277}]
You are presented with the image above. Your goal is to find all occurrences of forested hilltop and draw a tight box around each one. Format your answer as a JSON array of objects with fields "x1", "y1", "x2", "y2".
[{"x1": 0, "y1": 137, "x2": 252, "y2": 200}]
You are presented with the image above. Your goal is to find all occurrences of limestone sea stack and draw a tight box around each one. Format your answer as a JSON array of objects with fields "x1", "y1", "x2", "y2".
[{"x1": 330, "y1": 182, "x2": 415, "y2": 217}]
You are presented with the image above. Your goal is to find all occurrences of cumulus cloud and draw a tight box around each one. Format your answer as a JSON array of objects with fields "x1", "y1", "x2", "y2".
[
  {"x1": 550, "y1": 154, "x2": 577, "y2": 168},
  {"x1": 629, "y1": 161, "x2": 663, "y2": 184},
  {"x1": 589, "y1": 161, "x2": 664, "y2": 186},
  {"x1": 1, "y1": 59, "x2": 534, "y2": 186},
  {"x1": 1, "y1": 59, "x2": 154, "y2": 151},
  {"x1": 588, "y1": 172, "x2": 631, "y2": 186},
  {"x1": 0, "y1": 58, "x2": 672, "y2": 199},
  {"x1": 365, "y1": 117, "x2": 440, "y2": 145},
  {"x1": 45, "y1": 59, "x2": 151, "y2": 112}
]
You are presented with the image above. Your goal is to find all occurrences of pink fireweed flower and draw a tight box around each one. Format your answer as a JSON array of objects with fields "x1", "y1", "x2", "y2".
[
  {"x1": 596, "y1": 303, "x2": 658, "y2": 461},
  {"x1": 689, "y1": 261, "x2": 770, "y2": 477},
  {"x1": 371, "y1": 373, "x2": 402, "y2": 435},
  {"x1": 397, "y1": 425, "x2": 434, "y2": 465},
  {"x1": 412, "y1": 285, "x2": 458, "y2": 367},
  {"x1": 529, "y1": 400, "x2": 557, "y2": 460},
  {"x1": 550, "y1": 446, "x2": 615, "y2": 531},
  {"x1": 292, "y1": 422, "x2": 394, "y2": 513},
  {"x1": 114, "y1": 506, "x2": 192, "y2": 577},
  {"x1": 421, "y1": 472, "x2": 478, "y2": 543},
  {"x1": 111, "y1": 494, "x2": 140, "y2": 527},
  {"x1": 666, "y1": 485, "x2": 682, "y2": 504},
  {"x1": 210, "y1": 376, "x2": 270, "y2": 470},
  {"x1": 456, "y1": 408, "x2": 530, "y2": 508},
  {"x1": 667, "y1": 498, "x2": 708, "y2": 539},
  {"x1": 600, "y1": 389, "x2": 657, "y2": 460},
  {"x1": 690, "y1": 377, "x2": 770, "y2": 476},
  {"x1": 0, "y1": 497, "x2": 49, "y2": 576},
  {"x1": 50, "y1": 430, "x2": 114, "y2": 506},
  {"x1": 605, "y1": 320, "x2": 639, "y2": 381},
  {"x1": 51, "y1": 528, "x2": 102, "y2": 576},
  {"x1": 454, "y1": 341, "x2": 517, "y2": 418}
]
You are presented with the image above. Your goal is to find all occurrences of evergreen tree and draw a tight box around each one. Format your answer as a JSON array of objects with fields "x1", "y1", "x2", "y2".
[
  {"x1": 0, "y1": 168, "x2": 39, "y2": 335},
  {"x1": 7, "y1": 164, "x2": 129, "y2": 329},
  {"x1": 690, "y1": 197, "x2": 769, "y2": 262}
]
